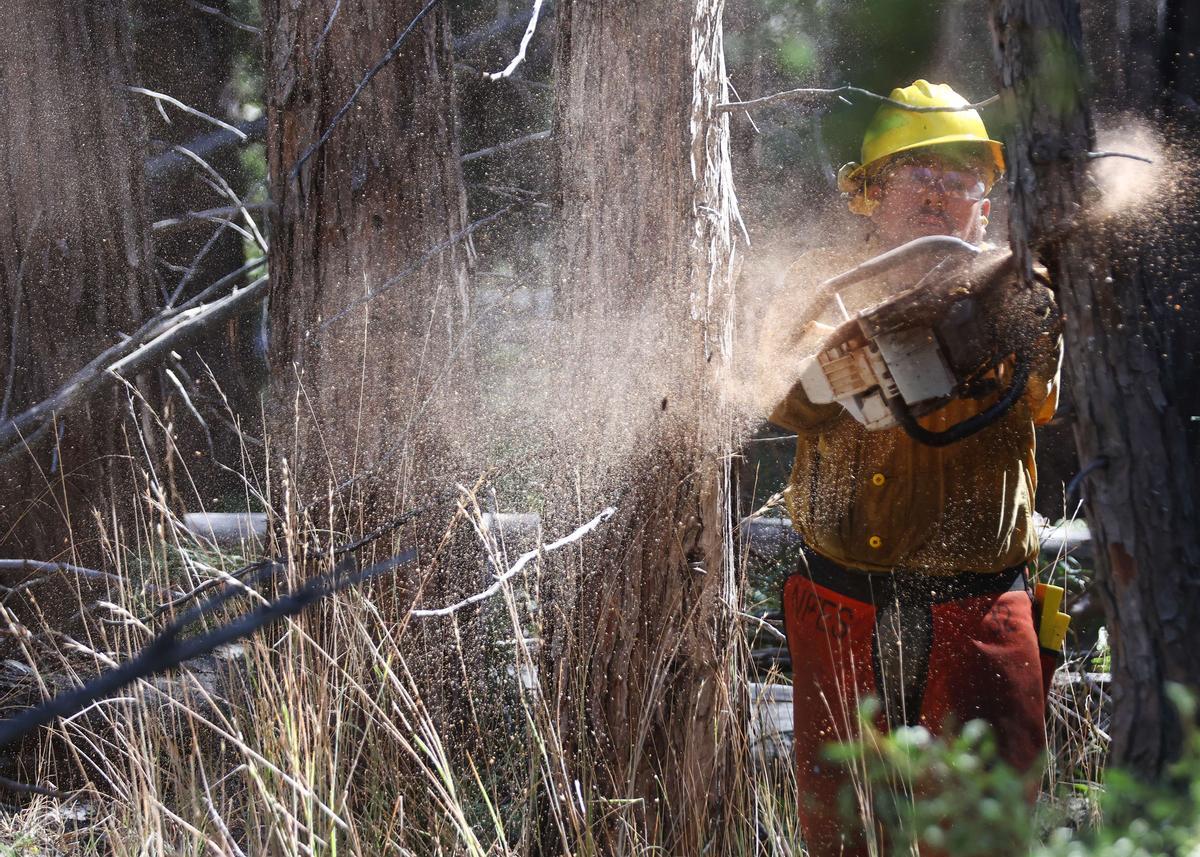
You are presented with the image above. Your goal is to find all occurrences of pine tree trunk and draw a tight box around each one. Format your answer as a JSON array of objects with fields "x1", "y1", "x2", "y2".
[
  {"x1": 542, "y1": 1, "x2": 742, "y2": 851},
  {"x1": 264, "y1": 0, "x2": 471, "y2": 513},
  {"x1": 0, "y1": 1, "x2": 156, "y2": 562},
  {"x1": 262, "y1": 0, "x2": 495, "y2": 802},
  {"x1": 991, "y1": 0, "x2": 1200, "y2": 778}
]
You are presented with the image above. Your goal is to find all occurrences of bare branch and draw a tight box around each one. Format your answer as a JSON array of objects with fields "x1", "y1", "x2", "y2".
[
  {"x1": 480, "y1": 0, "x2": 546, "y2": 81},
  {"x1": 715, "y1": 85, "x2": 999, "y2": 115},
  {"x1": 153, "y1": 203, "x2": 271, "y2": 232},
  {"x1": 740, "y1": 611, "x2": 786, "y2": 643},
  {"x1": 0, "y1": 775, "x2": 74, "y2": 799},
  {"x1": 461, "y1": 129, "x2": 551, "y2": 163},
  {"x1": 311, "y1": 0, "x2": 343, "y2": 59},
  {"x1": 0, "y1": 559, "x2": 180, "y2": 599},
  {"x1": 0, "y1": 268, "x2": 266, "y2": 463},
  {"x1": 0, "y1": 549, "x2": 417, "y2": 749},
  {"x1": 185, "y1": 0, "x2": 261, "y2": 35},
  {"x1": 169, "y1": 146, "x2": 268, "y2": 252},
  {"x1": 1087, "y1": 150, "x2": 1154, "y2": 164},
  {"x1": 128, "y1": 86, "x2": 247, "y2": 141},
  {"x1": 410, "y1": 507, "x2": 616, "y2": 618},
  {"x1": 145, "y1": 117, "x2": 266, "y2": 183},
  {"x1": 108, "y1": 277, "x2": 268, "y2": 379},
  {"x1": 289, "y1": 0, "x2": 443, "y2": 181}
]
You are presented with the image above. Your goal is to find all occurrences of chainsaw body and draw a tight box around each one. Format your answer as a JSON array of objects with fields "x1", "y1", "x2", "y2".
[{"x1": 796, "y1": 237, "x2": 1056, "y2": 443}]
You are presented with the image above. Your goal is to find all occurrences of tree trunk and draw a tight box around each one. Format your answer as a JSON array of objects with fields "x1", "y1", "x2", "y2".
[
  {"x1": 991, "y1": 0, "x2": 1200, "y2": 778},
  {"x1": 542, "y1": 1, "x2": 742, "y2": 851},
  {"x1": 264, "y1": 0, "x2": 471, "y2": 515},
  {"x1": 0, "y1": 1, "x2": 157, "y2": 563},
  {"x1": 262, "y1": 0, "x2": 495, "y2": 811}
]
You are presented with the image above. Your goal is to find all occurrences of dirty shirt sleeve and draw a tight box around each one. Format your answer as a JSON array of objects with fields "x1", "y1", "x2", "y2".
[{"x1": 769, "y1": 380, "x2": 843, "y2": 434}]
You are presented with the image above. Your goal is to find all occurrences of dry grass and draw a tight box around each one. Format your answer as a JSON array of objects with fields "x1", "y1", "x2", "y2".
[{"x1": 0, "y1": 409, "x2": 1109, "y2": 857}]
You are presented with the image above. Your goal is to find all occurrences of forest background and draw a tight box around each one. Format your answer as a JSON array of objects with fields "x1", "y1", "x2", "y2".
[{"x1": 0, "y1": 0, "x2": 1197, "y2": 854}]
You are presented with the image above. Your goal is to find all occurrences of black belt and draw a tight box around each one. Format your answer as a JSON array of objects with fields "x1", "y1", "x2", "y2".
[{"x1": 794, "y1": 546, "x2": 1030, "y2": 606}]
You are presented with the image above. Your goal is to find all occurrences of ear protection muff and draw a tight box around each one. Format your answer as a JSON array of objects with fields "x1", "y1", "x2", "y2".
[{"x1": 838, "y1": 162, "x2": 879, "y2": 216}]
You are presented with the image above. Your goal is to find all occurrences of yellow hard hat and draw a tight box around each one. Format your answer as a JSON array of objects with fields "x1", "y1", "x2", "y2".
[{"x1": 840, "y1": 80, "x2": 1005, "y2": 212}]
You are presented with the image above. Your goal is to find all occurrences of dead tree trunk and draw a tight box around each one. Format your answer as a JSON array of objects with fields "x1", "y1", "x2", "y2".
[
  {"x1": 991, "y1": 0, "x2": 1200, "y2": 778},
  {"x1": 0, "y1": 2, "x2": 157, "y2": 562},
  {"x1": 542, "y1": 1, "x2": 742, "y2": 851},
  {"x1": 264, "y1": 0, "x2": 471, "y2": 515}
]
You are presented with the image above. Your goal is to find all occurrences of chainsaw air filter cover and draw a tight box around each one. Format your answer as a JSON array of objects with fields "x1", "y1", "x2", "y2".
[{"x1": 796, "y1": 244, "x2": 1056, "y2": 433}]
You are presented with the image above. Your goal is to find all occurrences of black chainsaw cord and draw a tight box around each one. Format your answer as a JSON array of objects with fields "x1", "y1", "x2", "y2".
[{"x1": 884, "y1": 352, "x2": 1032, "y2": 448}]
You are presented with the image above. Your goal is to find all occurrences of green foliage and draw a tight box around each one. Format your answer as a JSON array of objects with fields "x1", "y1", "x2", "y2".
[
  {"x1": 826, "y1": 689, "x2": 1200, "y2": 856},
  {"x1": 824, "y1": 699, "x2": 1038, "y2": 856}
]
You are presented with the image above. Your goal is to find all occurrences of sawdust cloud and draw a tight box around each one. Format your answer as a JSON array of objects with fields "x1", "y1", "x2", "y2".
[
  {"x1": 429, "y1": 279, "x2": 707, "y2": 506},
  {"x1": 407, "y1": 116, "x2": 1195, "y2": 508},
  {"x1": 1091, "y1": 118, "x2": 1171, "y2": 221}
]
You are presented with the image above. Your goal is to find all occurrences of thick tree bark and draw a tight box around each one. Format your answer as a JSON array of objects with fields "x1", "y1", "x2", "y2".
[
  {"x1": 542, "y1": 1, "x2": 742, "y2": 851},
  {"x1": 991, "y1": 0, "x2": 1200, "y2": 778},
  {"x1": 263, "y1": 0, "x2": 494, "y2": 814},
  {"x1": 0, "y1": 2, "x2": 157, "y2": 562},
  {"x1": 265, "y1": 0, "x2": 471, "y2": 513}
]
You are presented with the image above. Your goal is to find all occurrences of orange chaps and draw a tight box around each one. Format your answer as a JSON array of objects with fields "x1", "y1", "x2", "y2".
[{"x1": 782, "y1": 555, "x2": 1049, "y2": 857}]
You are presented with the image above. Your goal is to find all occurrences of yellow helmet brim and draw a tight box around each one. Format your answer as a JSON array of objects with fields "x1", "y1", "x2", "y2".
[{"x1": 845, "y1": 136, "x2": 1006, "y2": 187}]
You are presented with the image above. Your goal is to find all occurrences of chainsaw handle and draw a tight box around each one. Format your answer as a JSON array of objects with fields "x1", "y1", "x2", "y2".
[
  {"x1": 812, "y1": 235, "x2": 981, "y2": 313},
  {"x1": 883, "y1": 353, "x2": 1032, "y2": 448}
]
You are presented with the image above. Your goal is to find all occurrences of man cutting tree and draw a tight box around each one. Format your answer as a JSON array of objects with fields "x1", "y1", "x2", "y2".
[{"x1": 770, "y1": 80, "x2": 1067, "y2": 856}]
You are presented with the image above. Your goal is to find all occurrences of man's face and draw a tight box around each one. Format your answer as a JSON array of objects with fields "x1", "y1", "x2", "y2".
[{"x1": 867, "y1": 153, "x2": 992, "y2": 247}]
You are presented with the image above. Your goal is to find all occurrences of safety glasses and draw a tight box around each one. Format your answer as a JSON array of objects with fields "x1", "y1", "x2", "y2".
[{"x1": 878, "y1": 162, "x2": 988, "y2": 202}]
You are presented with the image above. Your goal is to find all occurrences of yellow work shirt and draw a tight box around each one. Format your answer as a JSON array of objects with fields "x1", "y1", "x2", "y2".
[{"x1": 768, "y1": 251, "x2": 1061, "y2": 575}]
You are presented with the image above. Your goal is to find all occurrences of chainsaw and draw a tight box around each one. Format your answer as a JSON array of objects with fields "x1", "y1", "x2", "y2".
[{"x1": 794, "y1": 235, "x2": 1059, "y2": 447}]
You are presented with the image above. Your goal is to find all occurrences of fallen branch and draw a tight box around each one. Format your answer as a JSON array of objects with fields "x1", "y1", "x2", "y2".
[
  {"x1": 741, "y1": 611, "x2": 786, "y2": 643},
  {"x1": 0, "y1": 560, "x2": 180, "y2": 600},
  {"x1": 0, "y1": 549, "x2": 416, "y2": 749},
  {"x1": 0, "y1": 774, "x2": 75, "y2": 799},
  {"x1": 185, "y1": 0, "x2": 261, "y2": 35},
  {"x1": 716, "y1": 85, "x2": 999, "y2": 115},
  {"x1": 128, "y1": 87, "x2": 247, "y2": 142},
  {"x1": 410, "y1": 506, "x2": 616, "y2": 618},
  {"x1": 152, "y1": 203, "x2": 271, "y2": 231},
  {"x1": 1086, "y1": 150, "x2": 1154, "y2": 163},
  {"x1": 145, "y1": 117, "x2": 266, "y2": 182},
  {"x1": 0, "y1": 264, "x2": 266, "y2": 463},
  {"x1": 109, "y1": 277, "x2": 268, "y2": 378}
]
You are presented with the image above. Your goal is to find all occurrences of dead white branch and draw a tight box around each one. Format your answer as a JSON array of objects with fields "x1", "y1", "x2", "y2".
[
  {"x1": 0, "y1": 269, "x2": 266, "y2": 463},
  {"x1": 716, "y1": 84, "x2": 999, "y2": 115},
  {"x1": 481, "y1": 0, "x2": 545, "y2": 81},
  {"x1": 145, "y1": 117, "x2": 265, "y2": 182},
  {"x1": 152, "y1": 203, "x2": 271, "y2": 231},
  {"x1": 128, "y1": 86, "x2": 247, "y2": 141},
  {"x1": 740, "y1": 611, "x2": 786, "y2": 643},
  {"x1": 461, "y1": 129, "x2": 551, "y2": 163},
  {"x1": 410, "y1": 506, "x2": 616, "y2": 618}
]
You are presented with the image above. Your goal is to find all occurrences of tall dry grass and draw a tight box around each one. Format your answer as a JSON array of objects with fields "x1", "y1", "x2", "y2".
[{"x1": 0, "y1": 401, "x2": 1107, "y2": 856}]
